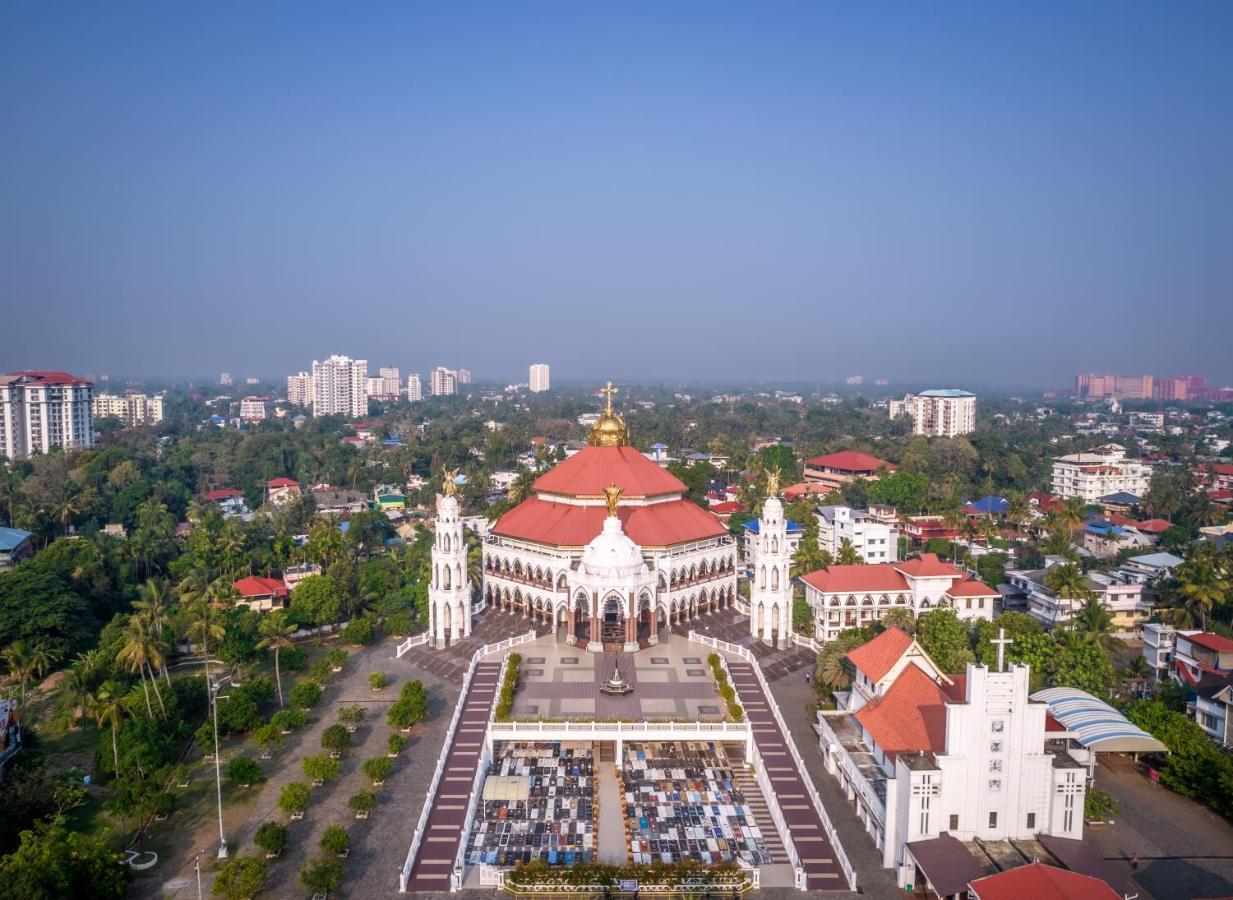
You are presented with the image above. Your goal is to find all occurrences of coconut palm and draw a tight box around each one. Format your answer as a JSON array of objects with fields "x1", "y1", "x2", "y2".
[
  {"x1": 182, "y1": 595, "x2": 227, "y2": 706},
  {"x1": 133, "y1": 577, "x2": 174, "y2": 685},
  {"x1": 1004, "y1": 494, "x2": 1031, "y2": 532},
  {"x1": 88, "y1": 682, "x2": 125, "y2": 776},
  {"x1": 2, "y1": 640, "x2": 37, "y2": 706},
  {"x1": 58, "y1": 663, "x2": 93, "y2": 726},
  {"x1": 508, "y1": 468, "x2": 537, "y2": 504},
  {"x1": 29, "y1": 642, "x2": 62, "y2": 680},
  {"x1": 258, "y1": 610, "x2": 297, "y2": 708},
  {"x1": 1173, "y1": 555, "x2": 1228, "y2": 632},
  {"x1": 1043, "y1": 562, "x2": 1095, "y2": 628},
  {"x1": 815, "y1": 648, "x2": 851, "y2": 693},
  {"x1": 115, "y1": 615, "x2": 167, "y2": 718},
  {"x1": 836, "y1": 538, "x2": 864, "y2": 566},
  {"x1": 1058, "y1": 497, "x2": 1086, "y2": 535}
]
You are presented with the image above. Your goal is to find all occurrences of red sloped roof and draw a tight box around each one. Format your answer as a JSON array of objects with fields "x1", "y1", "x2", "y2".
[
  {"x1": 1210, "y1": 463, "x2": 1233, "y2": 476},
  {"x1": 267, "y1": 477, "x2": 299, "y2": 488},
  {"x1": 492, "y1": 497, "x2": 725, "y2": 547},
  {"x1": 709, "y1": 501, "x2": 745, "y2": 513},
  {"x1": 969, "y1": 862, "x2": 1120, "y2": 900},
  {"x1": 4, "y1": 369, "x2": 91, "y2": 385},
  {"x1": 854, "y1": 663, "x2": 949, "y2": 761},
  {"x1": 801, "y1": 565, "x2": 911, "y2": 594},
  {"x1": 1189, "y1": 632, "x2": 1233, "y2": 652},
  {"x1": 232, "y1": 576, "x2": 289, "y2": 598},
  {"x1": 945, "y1": 578, "x2": 999, "y2": 598},
  {"x1": 895, "y1": 553, "x2": 961, "y2": 578},
  {"x1": 533, "y1": 445, "x2": 685, "y2": 497},
  {"x1": 1135, "y1": 518, "x2": 1173, "y2": 533},
  {"x1": 804, "y1": 450, "x2": 894, "y2": 473},
  {"x1": 845, "y1": 627, "x2": 914, "y2": 682},
  {"x1": 203, "y1": 489, "x2": 243, "y2": 501}
]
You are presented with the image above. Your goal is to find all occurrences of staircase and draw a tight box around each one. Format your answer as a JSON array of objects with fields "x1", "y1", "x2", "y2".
[{"x1": 729, "y1": 751, "x2": 785, "y2": 862}]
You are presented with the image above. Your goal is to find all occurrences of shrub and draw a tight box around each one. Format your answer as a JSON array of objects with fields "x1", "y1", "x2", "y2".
[
  {"x1": 363, "y1": 756, "x2": 393, "y2": 784},
  {"x1": 300, "y1": 856, "x2": 345, "y2": 895},
  {"x1": 388, "y1": 733, "x2": 407, "y2": 755},
  {"x1": 385, "y1": 612, "x2": 414, "y2": 636},
  {"x1": 388, "y1": 679, "x2": 429, "y2": 729},
  {"x1": 278, "y1": 782, "x2": 310, "y2": 815},
  {"x1": 225, "y1": 756, "x2": 264, "y2": 786},
  {"x1": 325, "y1": 648, "x2": 348, "y2": 670},
  {"x1": 321, "y1": 724, "x2": 351, "y2": 753},
  {"x1": 308, "y1": 660, "x2": 334, "y2": 682},
  {"x1": 194, "y1": 722, "x2": 217, "y2": 755},
  {"x1": 254, "y1": 821, "x2": 289, "y2": 857},
  {"x1": 303, "y1": 754, "x2": 341, "y2": 783},
  {"x1": 280, "y1": 646, "x2": 308, "y2": 670},
  {"x1": 212, "y1": 856, "x2": 267, "y2": 900},
  {"x1": 348, "y1": 790, "x2": 376, "y2": 814},
  {"x1": 341, "y1": 617, "x2": 375, "y2": 646},
  {"x1": 707, "y1": 654, "x2": 744, "y2": 722},
  {"x1": 254, "y1": 724, "x2": 283, "y2": 752},
  {"x1": 495, "y1": 654, "x2": 521, "y2": 721},
  {"x1": 1085, "y1": 787, "x2": 1120, "y2": 821},
  {"x1": 271, "y1": 708, "x2": 307, "y2": 731},
  {"x1": 338, "y1": 705, "x2": 366, "y2": 727},
  {"x1": 320, "y1": 825, "x2": 350, "y2": 855},
  {"x1": 369, "y1": 672, "x2": 387, "y2": 691},
  {"x1": 289, "y1": 680, "x2": 322, "y2": 710}
]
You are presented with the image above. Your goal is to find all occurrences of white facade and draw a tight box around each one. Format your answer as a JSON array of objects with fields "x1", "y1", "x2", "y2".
[
  {"x1": 457, "y1": 369, "x2": 472, "y2": 384},
  {"x1": 430, "y1": 491, "x2": 472, "y2": 648},
  {"x1": 379, "y1": 366, "x2": 402, "y2": 397},
  {"x1": 431, "y1": 367, "x2": 457, "y2": 396},
  {"x1": 407, "y1": 373, "x2": 423, "y2": 402},
  {"x1": 529, "y1": 364, "x2": 551, "y2": 393},
  {"x1": 0, "y1": 371, "x2": 95, "y2": 460},
  {"x1": 1050, "y1": 443, "x2": 1151, "y2": 501},
  {"x1": 311, "y1": 355, "x2": 368, "y2": 418},
  {"x1": 92, "y1": 392, "x2": 164, "y2": 427},
  {"x1": 891, "y1": 390, "x2": 976, "y2": 437},
  {"x1": 817, "y1": 506, "x2": 899, "y2": 564},
  {"x1": 287, "y1": 372, "x2": 314, "y2": 407},
  {"x1": 749, "y1": 495, "x2": 793, "y2": 645},
  {"x1": 239, "y1": 396, "x2": 269, "y2": 422},
  {"x1": 1141, "y1": 623, "x2": 1183, "y2": 680},
  {"x1": 1008, "y1": 564, "x2": 1148, "y2": 635}
]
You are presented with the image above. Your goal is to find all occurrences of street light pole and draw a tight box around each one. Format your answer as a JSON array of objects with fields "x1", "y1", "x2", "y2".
[
  {"x1": 210, "y1": 677, "x2": 228, "y2": 858},
  {"x1": 195, "y1": 854, "x2": 202, "y2": 900}
]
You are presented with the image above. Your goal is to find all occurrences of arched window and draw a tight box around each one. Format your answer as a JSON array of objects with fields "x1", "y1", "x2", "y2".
[
  {"x1": 771, "y1": 567, "x2": 780, "y2": 591},
  {"x1": 759, "y1": 566, "x2": 767, "y2": 590},
  {"x1": 456, "y1": 563, "x2": 462, "y2": 586},
  {"x1": 433, "y1": 564, "x2": 439, "y2": 587},
  {"x1": 442, "y1": 566, "x2": 451, "y2": 589},
  {"x1": 771, "y1": 537, "x2": 779, "y2": 555},
  {"x1": 442, "y1": 533, "x2": 450, "y2": 553}
]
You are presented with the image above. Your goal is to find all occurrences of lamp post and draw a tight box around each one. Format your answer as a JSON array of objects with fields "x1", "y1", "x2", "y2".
[
  {"x1": 210, "y1": 678, "x2": 228, "y2": 858},
  {"x1": 195, "y1": 854, "x2": 202, "y2": 900}
]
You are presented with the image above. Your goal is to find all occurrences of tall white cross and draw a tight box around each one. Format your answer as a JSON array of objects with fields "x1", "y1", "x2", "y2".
[{"x1": 992, "y1": 627, "x2": 1014, "y2": 673}]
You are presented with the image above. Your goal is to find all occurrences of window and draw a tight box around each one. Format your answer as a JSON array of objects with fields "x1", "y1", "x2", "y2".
[
  {"x1": 1202, "y1": 713, "x2": 1219, "y2": 731},
  {"x1": 1026, "y1": 813, "x2": 1036, "y2": 829},
  {"x1": 988, "y1": 811, "x2": 998, "y2": 828},
  {"x1": 991, "y1": 720, "x2": 1005, "y2": 733},
  {"x1": 949, "y1": 814, "x2": 959, "y2": 830}
]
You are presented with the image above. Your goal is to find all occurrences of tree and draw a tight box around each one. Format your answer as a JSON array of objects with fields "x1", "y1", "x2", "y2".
[
  {"x1": 116, "y1": 614, "x2": 167, "y2": 718},
  {"x1": 300, "y1": 856, "x2": 345, "y2": 895},
  {"x1": 86, "y1": 682, "x2": 125, "y2": 777},
  {"x1": 1172, "y1": 550, "x2": 1230, "y2": 631},
  {"x1": 0, "y1": 821, "x2": 129, "y2": 900},
  {"x1": 836, "y1": 538, "x2": 864, "y2": 566},
  {"x1": 254, "y1": 724, "x2": 283, "y2": 753},
  {"x1": 225, "y1": 757, "x2": 264, "y2": 787},
  {"x1": 257, "y1": 610, "x2": 296, "y2": 708},
  {"x1": 972, "y1": 612, "x2": 1041, "y2": 667},
  {"x1": 289, "y1": 574, "x2": 344, "y2": 627},
  {"x1": 303, "y1": 754, "x2": 341, "y2": 783},
  {"x1": 320, "y1": 825, "x2": 350, "y2": 856},
  {"x1": 212, "y1": 856, "x2": 267, "y2": 900},
  {"x1": 1043, "y1": 563, "x2": 1094, "y2": 627},
  {"x1": 253, "y1": 821, "x2": 289, "y2": 857},
  {"x1": 387, "y1": 680, "x2": 429, "y2": 729},
  {"x1": 3, "y1": 640, "x2": 36, "y2": 707},
  {"x1": 278, "y1": 782, "x2": 310, "y2": 815},
  {"x1": 348, "y1": 790, "x2": 376, "y2": 815},
  {"x1": 915, "y1": 609, "x2": 974, "y2": 673},
  {"x1": 880, "y1": 607, "x2": 916, "y2": 635},
  {"x1": 340, "y1": 616, "x2": 375, "y2": 645},
  {"x1": 508, "y1": 468, "x2": 537, "y2": 504},
  {"x1": 290, "y1": 680, "x2": 322, "y2": 709},
  {"x1": 369, "y1": 672, "x2": 387, "y2": 691},
  {"x1": 338, "y1": 705, "x2": 365, "y2": 727},
  {"x1": 321, "y1": 724, "x2": 351, "y2": 754},
  {"x1": 362, "y1": 756, "x2": 393, "y2": 784}
]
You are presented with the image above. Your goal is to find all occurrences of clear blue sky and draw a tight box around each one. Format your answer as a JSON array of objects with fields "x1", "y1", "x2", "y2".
[{"x1": 3, "y1": 2, "x2": 1231, "y2": 387}]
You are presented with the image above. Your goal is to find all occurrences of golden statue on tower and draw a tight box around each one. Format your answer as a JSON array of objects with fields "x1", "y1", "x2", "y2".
[
  {"x1": 604, "y1": 482, "x2": 622, "y2": 517},
  {"x1": 442, "y1": 467, "x2": 460, "y2": 497},
  {"x1": 765, "y1": 466, "x2": 780, "y2": 498}
]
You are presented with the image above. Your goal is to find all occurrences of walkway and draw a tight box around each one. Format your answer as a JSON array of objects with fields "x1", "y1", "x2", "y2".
[
  {"x1": 726, "y1": 659, "x2": 848, "y2": 891},
  {"x1": 688, "y1": 608, "x2": 816, "y2": 681},
  {"x1": 596, "y1": 761, "x2": 626, "y2": 863},
  {"x1": 404, "y1": 658, "x2": 504, "y2": 893}
]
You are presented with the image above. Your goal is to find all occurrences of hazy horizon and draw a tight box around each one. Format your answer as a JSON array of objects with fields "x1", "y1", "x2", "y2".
[{"x1": 3, "y1": 3, "x2": 1231, "y2": 386}]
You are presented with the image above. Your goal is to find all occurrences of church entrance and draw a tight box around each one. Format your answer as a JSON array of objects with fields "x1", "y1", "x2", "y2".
[
  {"x1": 573, "y1": 597, "x2": 590, "y2": 644},
  {"x1": 637, "y1": 604, "x2": 652, "y2": 644},
  {"x1": 601, "y1": 596, "x2": 625, "y2": 646}
]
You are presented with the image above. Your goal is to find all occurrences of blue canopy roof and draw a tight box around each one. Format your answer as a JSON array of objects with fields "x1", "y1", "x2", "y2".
[
  {"x1": 967, "y1": 496, "x2": 1009, "y2": 515},
  {"x1": 0, "y1": 527, "x2": 32, "y2": 551},
  {"x1": 1098, "y1": 491, "x2": 1141, "y2": 504},
  {"x1": 1031, "y1": 687, "x2": 1167, "y2": 752},
  {"x1": 743, "y1": 519, "x2": 805, "y2": 534}
]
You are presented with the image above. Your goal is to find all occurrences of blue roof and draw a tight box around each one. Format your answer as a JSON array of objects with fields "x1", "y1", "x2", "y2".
[
  {"x1": 1098, "y1": 491, "x2": 1141, "y2": 504},
  {"x1": 650, "y1": 442, "x2": 668, "y2": 450},
  {"x1": 743, "y1": 519, "x2": 805, "y2": 534},
  {"x1": 918, "y1": 388, "x2": 975, "y2": 398},
  {"x1": 1085, "y1": 518, "x2": 1123, "y2": 537},
  {"x1": 0, "y1": 527, "x2": 32, "y2": 551},
  {"x1": 967, "y1": 496, "x2": 1009, "y2": 514},
  {"x1": 1031, "y1": 687, "x2": 1167, "y2": 752}
]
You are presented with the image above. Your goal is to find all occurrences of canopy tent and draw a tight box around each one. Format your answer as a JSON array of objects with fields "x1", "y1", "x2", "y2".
[{"x1": 1030, "y1": 688, "x2": 1167, "y2": 754}]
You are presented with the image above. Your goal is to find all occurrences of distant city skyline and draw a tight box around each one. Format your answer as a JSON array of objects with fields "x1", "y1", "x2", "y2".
[{"x1": 3, "y1": 4, "x2": 1231, "y2": 385}]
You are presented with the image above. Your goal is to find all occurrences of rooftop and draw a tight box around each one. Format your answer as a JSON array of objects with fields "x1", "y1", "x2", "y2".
[
  {"x1": 918, "y1": 389, "x2": 975, "y2": 398},
  {"x1": 804, "y1": 450, "x2": 895, "y2": 473}
]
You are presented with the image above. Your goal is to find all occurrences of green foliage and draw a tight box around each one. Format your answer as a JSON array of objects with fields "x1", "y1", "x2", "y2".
[
  {"x1": 270, "y1": 708, "x2": 307, "y2": 732},
  {"x1": 363, "y1": 756, "x2": 393, "y2": 784},
  {"x1": 387, "y1": 733, "x2": 407, "y2": 755},
  {"x1": 320, "y1": 825, "x2": 350, "y2": 855},
  {"x1": 383, "y1": 611, "x2": 414, "y2": 636},
  {"x1": 915, "y1": 609, "x2": 974, "y2": 673},
  {"x1": 0, "y1": 821, "x2": 129, "y2": 900},
  {"x1": 707, "y1": 653, "x2": 744, "y2": 722},
  {"x1": 348, "y1": 789, "x2": 376, "y2": 813},
  {"x1": 325, "y1": 648, "x2": 348, "y2": 670},
  {"x1": 253, "y1": 821, "x2": 289, "y2": 856},
  {"x1": 277, "y1": 781, "x2": 310, "y2": 814},
  {"x1": 289, "y1": 680, "x2": 322, "y2": 710},
  {"x1": 279, "y1": 646, "x2": 308, "y2": 671},
  {"x1": 505, "y1": 858, "x2": 743, "y2": 890},
  {"x1": 338, "y1": 704, "x2": 366, "y2": 726},
  {"x1": 302, "y1": 754, "x2": 341, "y2": 782},
  {"x1": 1084, "y1": 787, "x2": 1120, "y2": 821},
  {"x1": 494, "y1": 654, "x2": 521, "y2": 722},
  {"x1": 289, "y1": 574, "x2": 344, "y2": 626},
  {"x1": 369, "y1": 672, "x2": 387, "y2": 691},
  {"x1": 321, "y1": 724, "x2": 351, "y2": 753},
  {"x1": 865, "y1": 471, "x2": 929, "y2": 514},
  {"x1": 300, "y1": 856, "x2": 345, "y2": 894},
  {"x1": 225, "y1": 756, "x2": 264, "y2": 786},
  {"x1": 340, "y1": 616, "x2": 376, "y2": 645},
  {"x1": 253, "y1": 723, "x2": 283, "y2": 751},
  {"x1": 212, "y1": 856, "x2": 267, "y2": 900},
  {"x1": 1128, "y1": 701, "x2": 1233, "y2": 817}
]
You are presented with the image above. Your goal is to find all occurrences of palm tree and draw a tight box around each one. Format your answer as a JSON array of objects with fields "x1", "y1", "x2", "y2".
[
  {"x1": 87, "y1": 682, "x2": 125, "y2": 776},
  {"x1": 54, "y1": 490, "x2": 83, "y2": 536},
  {"x1": 509, "y1": 468, "x2": 536, "y2": 504},
  {"x1": 182, "y1": 595, "x2": 227, "y2": 707},
  {"x1": 29, "y1": 642, "x2": 62, "y2": 680},
  {"x1": 836, "y1": 538, "x2": 864, "y2": 566},
  {"x1": 116, "y1": 616, "x2": 166, "y2": 718},
  {"x1": 1004, "y1": 494, "x2": 1031, "y2": 533},
  {"x1": 1043, "y1": 563, "x2": 1095, "y2": 628},
  {"x1": 133, "y1": 577, "x2": 174, "y2": 685},
  {"x1": 257, "y1": 610, "x2": 297, "y2": 708},
  {"x1": 1174, "y1": 556, "x2": 1228, "y2": 632},
  {"x1": 58, "y1": 663, "x2": 93, "y2": 726},
  {"x1": 941, "y1": 506, "x2": 967, "y2": 534},
  {"x1": 816, "y1": 648, "x2": 851, "y2": 693},
  {"x1": 2, "y1": 640, "x2": 36, "y2": 706},
  {"x1": 1058, "y1": 497, "x2": 1085, "y2": 535}
]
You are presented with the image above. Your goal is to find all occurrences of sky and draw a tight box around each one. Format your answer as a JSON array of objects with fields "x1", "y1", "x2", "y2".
[{"x1": 2, "y1": 2, "x2": 1231, "y2": 388}]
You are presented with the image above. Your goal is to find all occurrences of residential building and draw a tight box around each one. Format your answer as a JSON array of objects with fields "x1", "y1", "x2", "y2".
[
  {"x1": 239, "y1": 396, "x2": 269, "y2": 422},
  {"x1": 92, "y1": 391, "x2": 165, "y2": 427},
  {"x1": 803, "y1": 554, "x2": 997, "y2": 642},
  {"x1": 816, "y1": 506, "x2": 899, "y2": 564},
  {"x1": 266, "y1": 477, "x2": 301, "y2": 507},
  {"x1": 1075, "y1": 372, "x2": 1206, "y2": 402},
  {"x1": 803, "y1": 450, "x2": 896, "y2": 493},
  {"x1": 529, "y1": 363, "x2": 551, "y2": 393},
  {"x1": 311, "y1": 486, "x2": 368, "y2": 517},
  {"x1": 1193, "y1": 679, "x2": 1233, "y2": 747},
  {"x1": 287, "y1": 371, "x2": 314, "y2": 407},
  {"x1": 0, "y1": 527, "x2": 34, "y2": 569},
  {"x1": 219, "y1": 372, "x2": 233, "y2": 386},
  {"x1": 1007, "y1": 561, "x2": 1148, "y2": 635},
  {"x1": 407, "y1": 373, "x2": 423, "y2": 402},
  {"x1": 379, "y1": 366, "x2": 402, "y2": 397},
  {"x1": 1081, "y1": 518, "x2": 1153, "y2": 558},
  {"x1": 890, "y1": 390, "x2": 976, "y2": 437},
  {"x1": 311, "y1": 355, "x2": 368, "y2": 418},
  {"x1": 282, "y1": 563, "x2": 322, "y2": 591},
  {"x1": 1117, "y1": 551, "x2": 1183, "y2": 585},
  {"x1": 814, "y1": 628, "x2": 1087, "y2": 888},
  {"x1": 457, "y1": 369, "x2": 471, "y2": 385},
  {"x1": 1050, "y1": 444, "x2": 1150, "y2": 501},
  {"x1": 231, "y1": 575, "x2": 289, "y2": 613},
  {"x1": 0, "y1": 371, "x2": 95, "y2": 460},
  {"x1": 1173, "y1": 631, "x2": 1233, "y2": 684},
  {"x1": 1142, "y1": 623, "x2": 1184, "y2": 680},
  {"x1": 202, "y1": 488, "x2": 251, "y2": 519},
  {"x1": 431, "y1": 366, "x2": 457, "y2": 396}
]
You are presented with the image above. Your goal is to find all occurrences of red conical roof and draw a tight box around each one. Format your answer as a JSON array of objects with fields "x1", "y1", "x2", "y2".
[{"x1": 533, "y1": 445, "x2": 685, "y2": 498}]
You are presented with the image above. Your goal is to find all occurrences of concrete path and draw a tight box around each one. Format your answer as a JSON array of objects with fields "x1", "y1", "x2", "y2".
[{"x1": 596, "y1": 761, "x2": 627, "y2": 863}]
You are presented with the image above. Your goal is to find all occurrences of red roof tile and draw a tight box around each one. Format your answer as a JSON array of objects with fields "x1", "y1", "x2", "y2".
[
  {"x1": 267, "y1": 477, "x2": 300, "y2": 488},
  {"x1": 783, "y1": 482, "x2": 831, "y2": 500},
  {"x1": 969, "y1": 862, "x2": 1120, "y2": 900},
  {"x1": 895, "y1": 553, "x2": 961, "y2": 579},
  {"x1": 709, "y1": 501, "x2": 745, "y2": 513},
  {"x1": 203, "y1": 489, "x2": 243, "y2": 501},
  {"x1": 1135, "y1": 518, "x2": 1173, "y2": 533},
  {"x1": 801, "y1": 565, "x2": 911, "y2": 594},
  {"x1": 804, "y1": 450, "x2": 895, "y2": 473},
  {"x1": 3, "y1": 369, "x2": 92, "y2": 385},
  {"x1": 1188, "y1": 632, "x2": 1233, "y2": 653},
  {"x1": 492, "y1": 497, "x2": 725, "y2": 547},
  {"x1": 533, "y1": 445, "x2": 685, "y2": 498},
  {"x1": 846, "y1": 627, "x2": 914, "y2": 682},
  {"x1": 854, "y1": 663, "x2": 949, "y2": 760},
  {"x1": 945, "y1": 578, "x2": 999, "y2": 598},
  {"x1": 232, "y1": 576, "x2": 289, "y2": 598},
  {"x1": 1210, "y1": 463, "x2": 1233, "y2": 476}
]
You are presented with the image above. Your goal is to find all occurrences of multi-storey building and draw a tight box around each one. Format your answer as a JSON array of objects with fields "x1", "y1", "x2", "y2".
[
  {"x1": 379, "y1": 366, "x2": 402, "y2": 397},
  {"x1": 239, "y1": 396, "x2": 269, "y2": 422},
  {"x1": 407, "y1": 373, "x2": 423, "y2": 402},
  {"x1": 311, "y1": 355, "x2": 368, "y2": 417},
  {"x1": 1007, "y1": 561, "x2": 1148, "y2": 635},
  {"x1": 529, "y1": 363, "x2": 551, "y2": 393},
  {"x1": 803, "y1": 451, "x2": 895, "y2": 493},
  {"x1": 816, "y1": 505, "x2": 899, "y2": 564},
  {"x1": 890, "y1": 390, "x2": 976, "y2": 437},
  {"x1": 457, "y1": 369, "x2": 472, "y2": 385},
  {"x1": 1076, "y1": 372, "x2": 1207, "y2": 402},
  {"x1": 92, "y1": 391, "x2": 165, "y2": 427},
  {"x1": 0, "y1": 371, "x2": 95, "y2": 460},
  {"x1": 1050, "y1": 443, "x2": 1150, "y2": 501},
  {"x1": 431, "y1": 366, "x2": 457, "y2": 396},
  {"x1": 286, "y1": 372, "x2": 314, "y2": 407}
]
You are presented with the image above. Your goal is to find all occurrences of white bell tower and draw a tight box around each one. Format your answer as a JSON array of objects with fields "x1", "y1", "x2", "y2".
[
  {"x1": 430, "y1": 473, "x2": 470, "y2": 648},
  {"x1": 750, "y1": 489, "x2": 792, "y2": 646}
]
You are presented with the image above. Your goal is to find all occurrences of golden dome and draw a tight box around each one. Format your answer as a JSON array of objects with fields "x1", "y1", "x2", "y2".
[{"x1": 588, "y1": 380, "x2": 629, "y2": 447}]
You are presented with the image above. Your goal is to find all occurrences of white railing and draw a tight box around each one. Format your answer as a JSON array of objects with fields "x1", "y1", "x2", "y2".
[
  {"x1": 788, "y1": 632, "x2": 823, "y2": 653},
  {"x1": 489, "y1": 720, "x2": 751, "y2": 738},
  {"x1": 748, "y1": 736, "x2": 804, "y2": 882},
  {"x1": 733, "y1": 597, "x2": 751, "y2": 615},
  {"x1": 815, "y1": 711, "x2": 886, "y2": 831},
  {"x1": 480, "y1": 630, "x2": 537, "y2": 656},
  {"x1": 394, "y1": 631, "x2": 430, "y2": 658},
  {"x1": 690, "y1": 631, "x2": 858, "y2": 892},
  {"x1": 478, "y1": 863, "x2": 506, "y2": 887}
]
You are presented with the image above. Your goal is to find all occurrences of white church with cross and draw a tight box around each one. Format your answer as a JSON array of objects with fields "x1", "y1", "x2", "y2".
[{"x1": 814, "y1": 626, "x2": 1088, "y2": 889}]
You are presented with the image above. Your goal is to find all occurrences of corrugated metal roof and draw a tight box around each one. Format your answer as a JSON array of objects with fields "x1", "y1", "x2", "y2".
[{"x1": 1030, "y1": 687, "x2": 1167, "y2": 753}]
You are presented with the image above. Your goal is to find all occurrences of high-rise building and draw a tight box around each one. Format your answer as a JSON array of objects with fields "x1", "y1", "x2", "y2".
[
  {"x1": 890, "y1": 390, "x2": 976, "y2": 437},
  {"x1": 311, "y1": 355, "x2": 368, "y2": 418},
  {"x1": 219, "y1": 372, "x2": 233, "y2": 386},
  {"x1": 287, "y1": 372, "x2": 314, "y2": 407},
  {"x1": 378, "y1": 366, "x2": 402, "y2": 398},
  {"x1": 457, "y1": 369, "x2": 472, "y2": 385},
  {"x1": 239, "y1": 396, "x2": 269, "y2": 422},
  {"x1": 1076, "y1": 372, "x2": 1208, "y2": 402},
  {"x1": 431, "y1": 367, "x2": 457, "y2": 396},
  {"x1": 407, "y1": 373, "x2": 423, "y2": 403},
  {"x1": 0, "y1": 371, "x2": 95, "y2": 460},
  {"x1": 529, "y1": 363, "x2": 551, "y2": 393},
  {"x1": 92, "y1": 392, "x2": 165, "y2": 427},
  {"x1": 1051, "y1": 443, "x2": 1151, "y2": 501}
]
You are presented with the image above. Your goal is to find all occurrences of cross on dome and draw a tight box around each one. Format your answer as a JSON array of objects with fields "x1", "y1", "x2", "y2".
[{"x1": 601, "y1": 380, "x2": 618, "y2": 415}]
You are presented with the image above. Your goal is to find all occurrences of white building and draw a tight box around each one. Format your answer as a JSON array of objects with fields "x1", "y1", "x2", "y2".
[
  {"x1": 379, "y1": 366, "x2": 402, "y2": 398},
  {"x1": 1050, "y1": 443, "x2": 1151, "y2": 501},
  {"x1": 219, "y1": 372, "x2": 232, "y2": 386},
  {"x1": 407, "y1": 373, "x2": 423, "y2": 403},
  {"x1": 803, "y1": 555, "x2": 998, "y2": 643},
  {"x1": 0, "y1": 371, "x2": 95, "y2": 460},
  {"x1": 817, "y1": 506, "x2": 899, "y2": 564},
  {"x1": 457, "y1": 369, "x2": 472, "y2": 385},
  {"x1": 287, "y1": 372, "x2": 314, "y2": 407},
  {"x1": 815, "y1": 628, "x2": 1086, "y2": 887},
  {"x1": 529, "y1": 363, "x2": 551, "y2": 393},
  {"x1": 239, "y1": 396, "x2": 269, "y2": 422},
  {"x1": 1007, "y1": 561, "x2": 1148, "y2": 635},
  {"x1": 430, "y1": 484, "x2": 472, "y2": 648},
  {"x1": 1141, "y1": 623, "x2": 1186, "y2": 680},
  {"x1": 431, "y1": 367, "x2": 457, "y2": 396},
  {"x1": 311, "y1": 355, "x2": 368, "y2": 418},
  {"x1": 890, "y1": 390, "x2": 976, "y2": 437},
  {"x1": 748, "y1": 491, "x2": 793, "y2": 646},
  {"x1": 92, "y1": 392, "x2": 165, "y2": 427}
]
